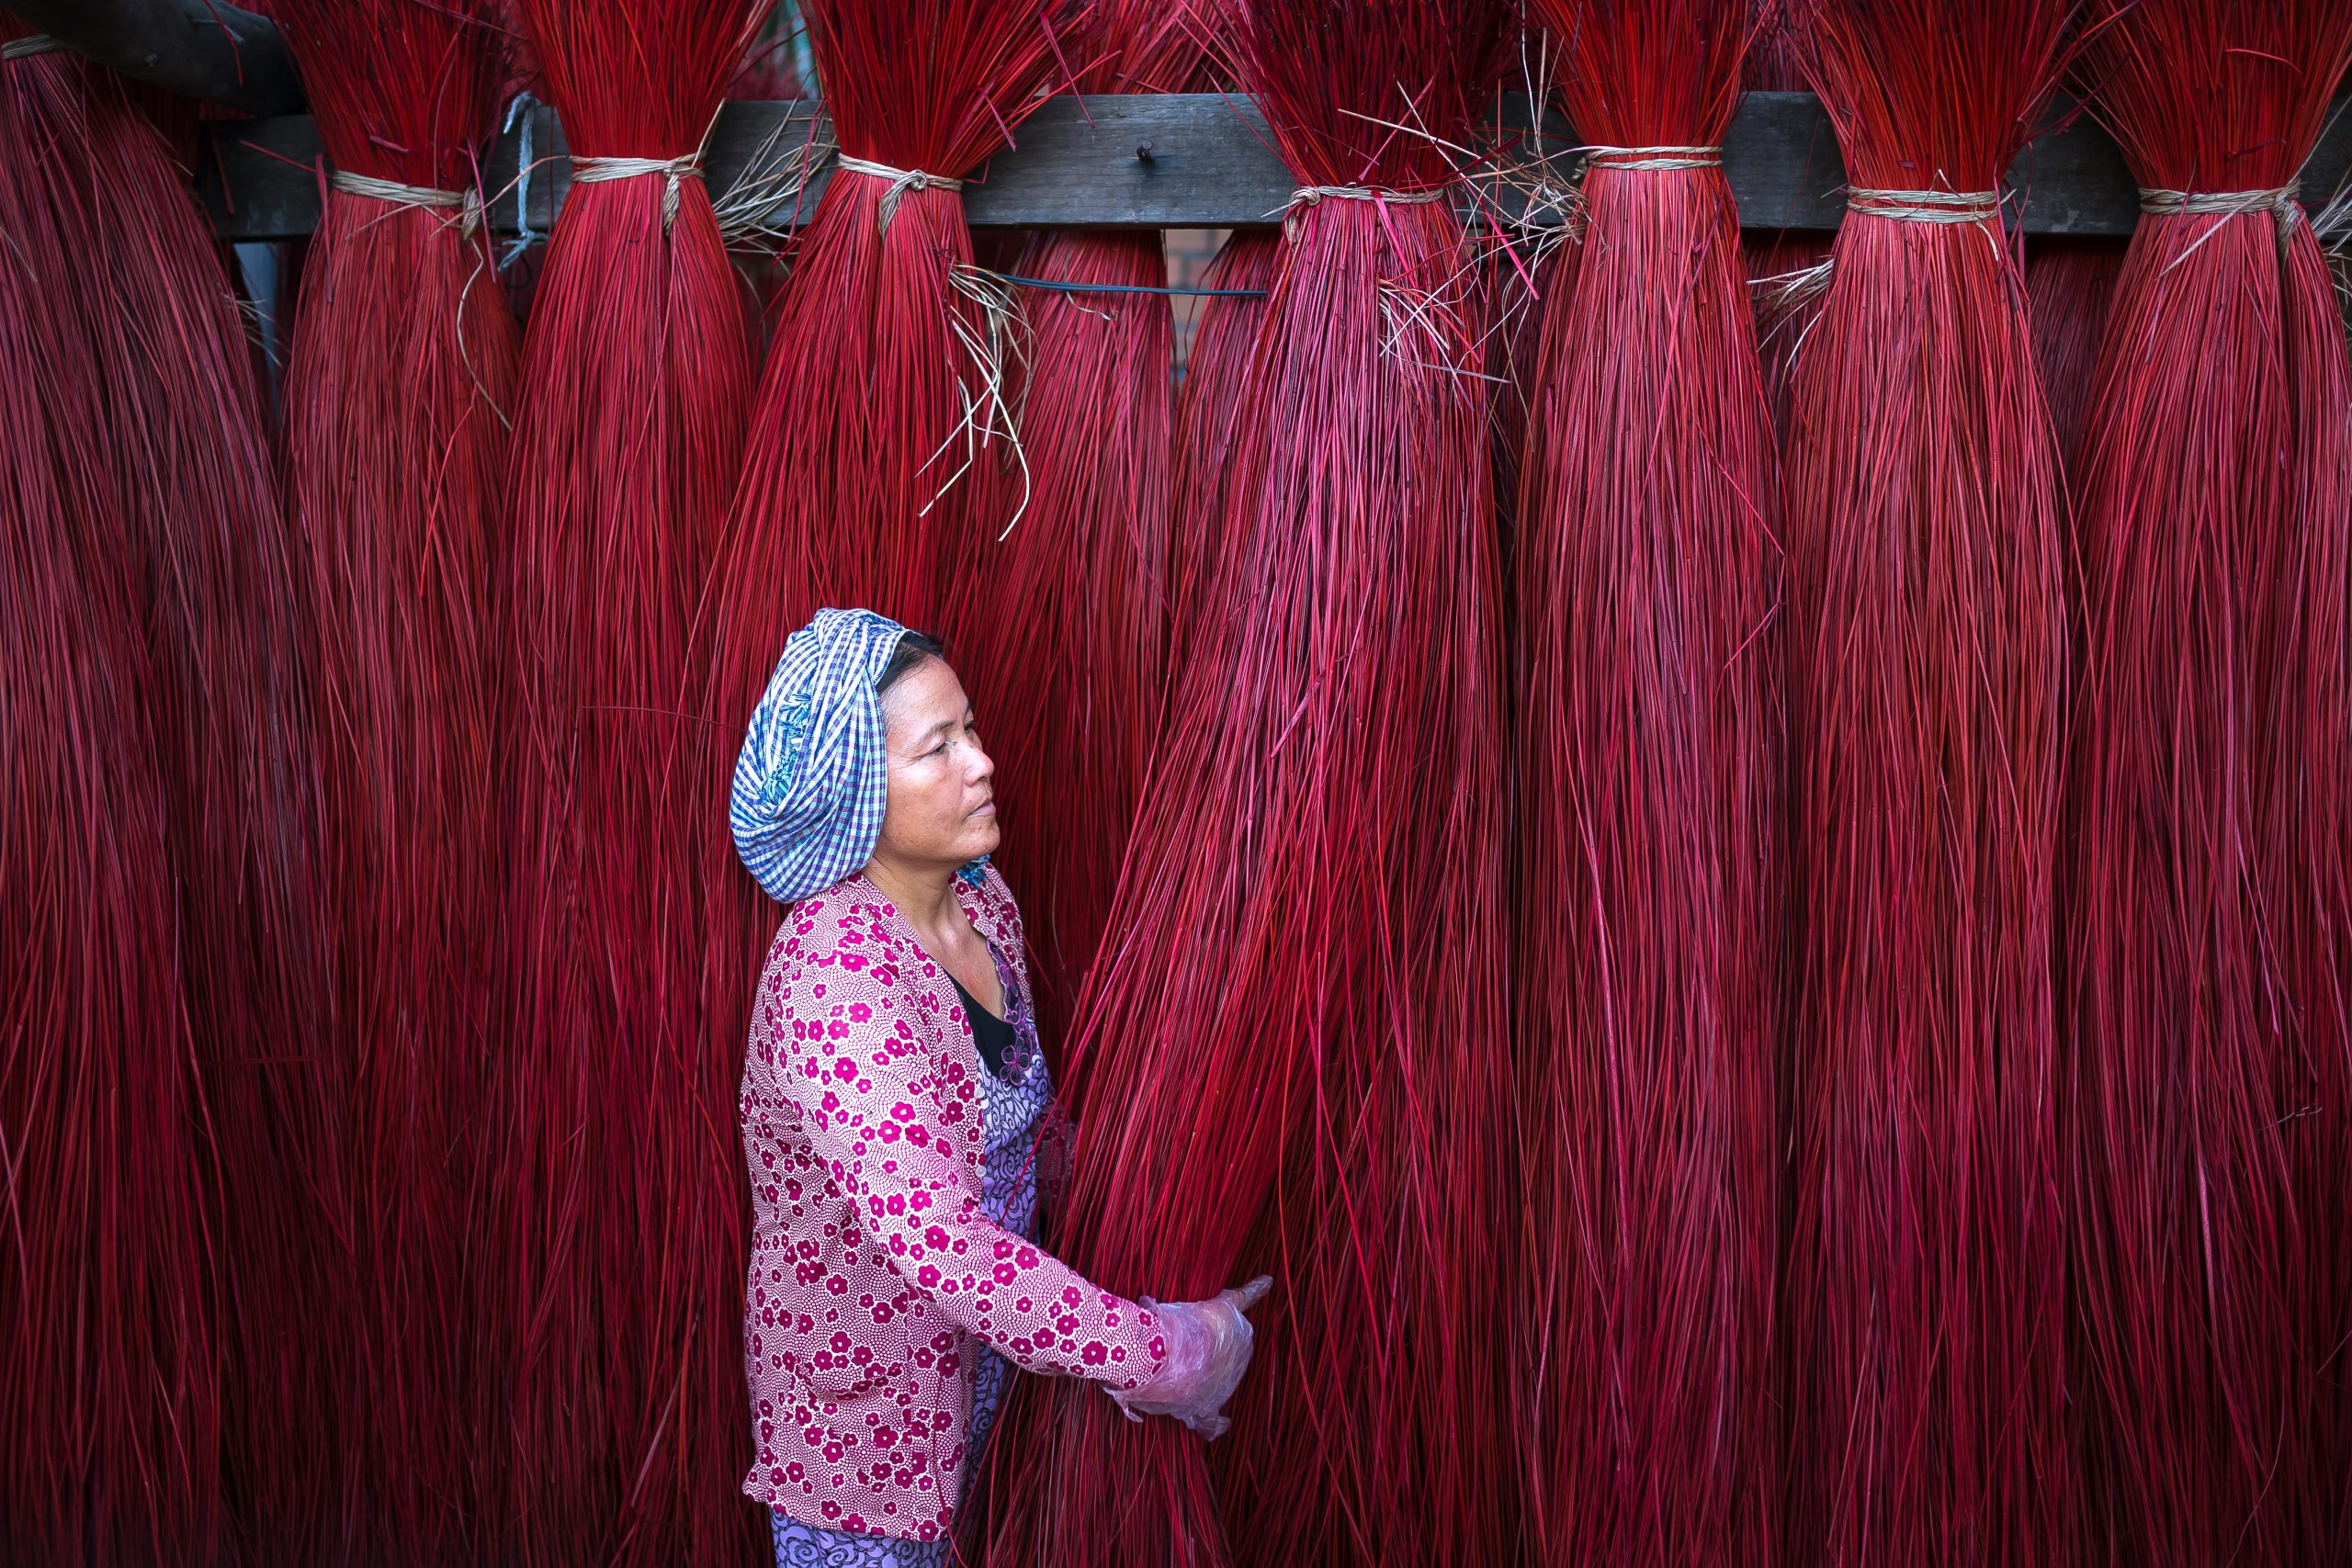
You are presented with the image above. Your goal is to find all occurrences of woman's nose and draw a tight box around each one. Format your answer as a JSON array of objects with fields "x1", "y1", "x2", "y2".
[{"x1": 967, "y1": 739, "x2": 996, "y2": 784}]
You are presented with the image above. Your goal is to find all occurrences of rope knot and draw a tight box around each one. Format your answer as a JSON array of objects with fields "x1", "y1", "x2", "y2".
[
  {"x1": 837, "y1": 155, "x2": 966, "y2": 235},
  {"x1": 1276, "y1": 183, "x2": 1449, "y2": 242},
  {"x1": 329, "y1": 169, "x2": 484, "y2": 240},
  {"x1": 571, "y1": 149, "x2": 706, "y2": 231}
]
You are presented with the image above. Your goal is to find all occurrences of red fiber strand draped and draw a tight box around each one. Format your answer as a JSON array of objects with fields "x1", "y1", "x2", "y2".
[
  {"x1": 983, "y1": 3, "x2": 1515, "y2": 1562},
  {"x1": 489, "y1": 1, "x2": 761, "y2": 1562},
  {"x1": 1, "y1": 47, "x2": 220, "y2": 1567},
  {"x1": 12, "y1": 39, "x2": 349, "y2": 1560},
  {"x1": 2063, "y1": 6, "x2": 2352, "y2": 1562},
  {"x1": 1165, "y1": 228, "x2": 1277, "y2": 668},
  {"x1": 1513, "y1": 5, "x2": 1782, "y2": 1565},
  {"x1": 2021, "y1": 236, "x2": 2123, "y2": 476},
  {"x1": 271, "y1": 0, "x2": 516, "y2": 1556},
  {"x1": 1780, "y1": 2, "x2": 2071, "y2": 1562},
  {"x1": 957, "y1": 6, "x2": 1197, "y2": 1039}
]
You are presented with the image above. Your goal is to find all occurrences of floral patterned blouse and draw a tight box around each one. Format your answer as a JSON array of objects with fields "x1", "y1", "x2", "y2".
[{"x1": 738, "y1": 865, "x2": 1167, "y2": 1544}]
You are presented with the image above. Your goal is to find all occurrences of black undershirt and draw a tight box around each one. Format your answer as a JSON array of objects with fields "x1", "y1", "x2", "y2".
[{"x1": 952, "y1": 975, "x2": 1015, "y2": 1078}]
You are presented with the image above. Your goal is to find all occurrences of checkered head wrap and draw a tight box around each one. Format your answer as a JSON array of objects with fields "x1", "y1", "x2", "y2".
[{"x1": 729, "y1": 607, "x2": 913, "y2": 906}]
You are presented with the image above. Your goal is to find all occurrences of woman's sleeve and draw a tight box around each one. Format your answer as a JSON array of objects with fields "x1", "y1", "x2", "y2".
[{"x1": 761, "y1": 933, "x2": 1168, "y2": 1393}]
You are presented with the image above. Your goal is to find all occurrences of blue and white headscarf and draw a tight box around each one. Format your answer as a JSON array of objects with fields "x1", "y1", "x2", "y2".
[{"x1": 729, "y1": 607, "x2": 915, "y2": 906}]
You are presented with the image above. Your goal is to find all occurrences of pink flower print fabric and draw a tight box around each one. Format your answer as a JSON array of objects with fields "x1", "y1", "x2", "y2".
[{"x1": 739, "y1": 866, "x2": 1167, "y2": 1543}]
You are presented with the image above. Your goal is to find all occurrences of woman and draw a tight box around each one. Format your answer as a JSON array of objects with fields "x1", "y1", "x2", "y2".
[{"x1": 730, "y1": 608, "x2": 1268, "y2": 1565}]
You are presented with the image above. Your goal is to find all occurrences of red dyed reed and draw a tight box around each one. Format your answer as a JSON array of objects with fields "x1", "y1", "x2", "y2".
[
  {"x1": 489, "y1": 1, "x2": 761, "y2": 1561},
  {"x1": 982, "y1": 3, "x2": 1516, "y2": 1562},
  {"x1": 1779, "y1": 2, "x2": 2071, "y2": 1562},
  {"x1": 269, "y1": 0, "x2": 517, "y2": 1554},
  {"x1": 1, "y1": 42, "x2": 221, "y2": 1566},
  {"x1": 956, "y1": 5, "x2": 1198, "y2": 1039},
  {"x1": 10, "y1": 36, "x2": 351, "y2": 1558},
  {"x1": 1165, "y1": 227, "x2": 1277, "y2": 669},
  {"x1": 1513, "y1": 5, "x2": 1782, "y2": 1564},
  {"x1": 2022, "y1": 236, "x2": 2124, "y2": 477},
  {"x1": 2063, "y1": 6, "x2": 2352, "y2": 1562},
  {"x1": 710, "y1": 0, "x2": 1078, "y2": 645}
]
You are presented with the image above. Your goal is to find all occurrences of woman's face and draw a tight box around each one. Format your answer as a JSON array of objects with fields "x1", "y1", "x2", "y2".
[{"x1": 874, "y1": 656, "x2": 1000, "y2": 871}]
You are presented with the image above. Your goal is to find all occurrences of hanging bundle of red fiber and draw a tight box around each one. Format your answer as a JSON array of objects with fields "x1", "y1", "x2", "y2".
[
  {"x1": 954, "y1": 4, "x2": 1196, "y2": 1037},
  {"x1": 488, "y1": 0, "x2": 762, "y2": 1561},
  {"x1": 983, "y1": 2, "x2": 1516, "y2": 1561},
  {"x1": 269, "y1": 0, "x2": 517, "y2": 1555},
  {"x1": 1, "y1": 39, "x2": 220, "y2": 1565},
  {"x1": 2064, "y1": 5, "x2": 2352, "y2": 1562},
  {"x1": 8, "y1": 34, "x2": 352, "y2": 1558},
  {"x1": 1512, "y1": 4, "x2": 1782, "y2": 1564},
  {"x1": 1779, "y1": 1, "x2": 2071, "y2": 1562},
  {"x1": 707, "y1": 0, "x2": 1078, "y2": 656}
]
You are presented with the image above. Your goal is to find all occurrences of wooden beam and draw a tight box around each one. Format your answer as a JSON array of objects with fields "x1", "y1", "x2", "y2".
[
  {"x1": 3, "y1": 0, "x2": 300, "y2": 117},
  {"x1": 193, "y1": 90, "x2": 2352, "y2": 242}
]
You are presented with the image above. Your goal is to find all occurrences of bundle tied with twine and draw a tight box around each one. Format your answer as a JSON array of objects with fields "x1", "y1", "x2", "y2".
[
  {"x1": 703, "y1": 0, "x2": 1082, "y2": 670},
  {"x1": 951, "y1": 0, "x2": 1200, "y2": 1046},
  {"x1": 269, "y1": 0, "x2": 517, "y2": 1555},
  {"x1": 1, "y1": 34, "x2": 221, "y2": 1565},
  {"x1": 6, "y1": 28, "x2": 350, "y2": 1559},
  {"x1": 2064, "y1": 4, "x2": 2352, "y2": 1563},
  {"x1": 1779, "y1": 1, "x2": 2072, "y2": 1562},
  {"x1": 488, "y1": 1, "x2": 764, "y2": 1562},
  {"x1": 981, "y1": 2, "x2": 1519, "y2": 1562},
  {"x1": 1513, "y1": 3, "x2": 1784, "y2": 1565}
]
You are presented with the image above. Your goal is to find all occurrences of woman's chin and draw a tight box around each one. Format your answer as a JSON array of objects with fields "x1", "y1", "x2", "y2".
[{"x1": 964, "y1": 816, "x2": 1002, "y2": 860}]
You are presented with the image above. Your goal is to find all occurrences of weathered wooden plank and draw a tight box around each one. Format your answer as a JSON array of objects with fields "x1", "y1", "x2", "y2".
[
  {"x1": 1, "y1": 0, "x2": 300, "y2": 116},
  {"x1": 192, "y1": 89, "x2": 2352, "y2": 242}
]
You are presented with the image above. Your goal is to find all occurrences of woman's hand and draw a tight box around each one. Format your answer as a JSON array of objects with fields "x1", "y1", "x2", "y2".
[{"x1": 1106, "y1": 1276, "x2": 1272, "y2": 1439}]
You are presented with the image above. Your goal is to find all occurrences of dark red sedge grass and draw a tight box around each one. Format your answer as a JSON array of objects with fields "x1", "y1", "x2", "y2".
[
  {"x1": 269, "y1": 0, "x2": 518, "y2": 1557},
  {"x1": 2063, "y1": 4, "x2": 2352, "y2": 1562},
  {"x1": 1779, "y1": 1, "x2": 2073, "y2": 1562},
  {"x1": 1513, "y1": 4, "x2": 1784, "y2": 1565},
  {"x1": 981, "y1": 2, "x2": 1517, "y2": 1563},
  {"x1": 1, "y1": 35, "x2": 226, "y2": 1567},
  {"x1": 488, "y1": 0, "x2": 763, "y2": 1562}
]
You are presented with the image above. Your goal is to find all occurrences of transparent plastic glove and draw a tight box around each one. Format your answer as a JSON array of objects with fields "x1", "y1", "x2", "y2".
[{"x1": 1107, "y1": 1276, "x2": 1272, "y2": 1439}]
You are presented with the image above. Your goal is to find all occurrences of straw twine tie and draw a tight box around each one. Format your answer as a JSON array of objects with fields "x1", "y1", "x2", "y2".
[
  {"x1": 2, "y1": 34, "x2": 66, "y2": 60},
  {"x1": 2139, "y1": 184, "x2": 2302, "y2": 251},
  {"x1": 837, "y1": 154, "x2": 965, "y2": 235},
  {"x1": 1584, "y1": 144, "x2": 1724, "y2": 172},
  {"x1": 1278, "y1": 183, "x2": 1448, "y2": 242},
  {"x1": 330, "y1": 169, "x2": 483, "y2": 240},
  {"x1": 571, "y1": 149, "x2": 705, "y2": 231},
  {"x1": 1846, "y1": 187, "x2": 2005, "y2": 224}
]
